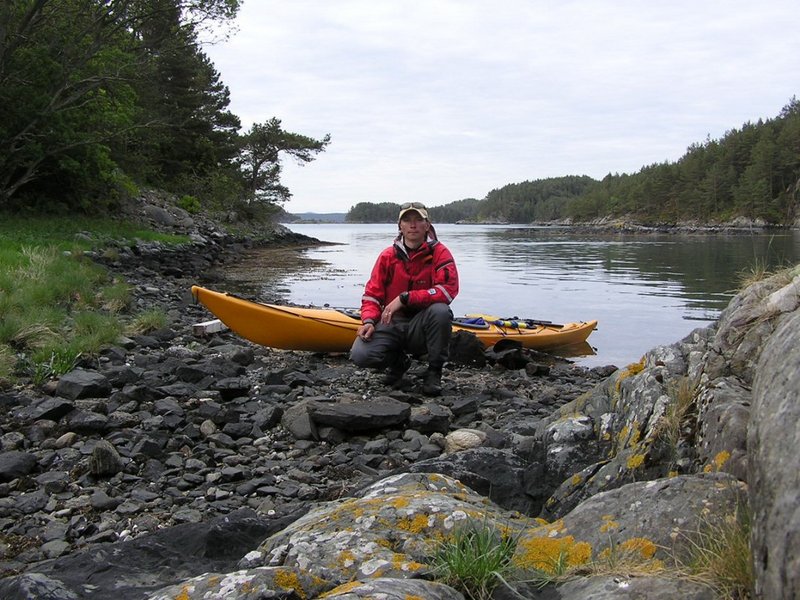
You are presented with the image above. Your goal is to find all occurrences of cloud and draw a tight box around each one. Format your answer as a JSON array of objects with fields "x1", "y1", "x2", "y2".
[{"x1": 203, "y1": 0, "x2": 800, "y2": 212}]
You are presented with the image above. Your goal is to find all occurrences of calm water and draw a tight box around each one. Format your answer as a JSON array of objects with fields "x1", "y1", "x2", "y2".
[{"x1": 236, "y1": 224, "x2": 799, "y2": 368}]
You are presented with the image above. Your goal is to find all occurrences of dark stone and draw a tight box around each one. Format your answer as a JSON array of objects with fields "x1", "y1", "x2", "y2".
[
  {"x1": 407, "y1": 403, "x2": 452, "y2": 434},
  {"x1": 211, "y1": 377, "x2": 250, "y2": 401},
  {"x1": 448, "y1": 331, "x2": 487, "y2": 366},
  {"x1": 405, "y1": 447, "x2": 533, "y2": 514},
  {"x1": 90, "y1": 440, "x2": 124, "y2": 477},
  {"x1": 63, "y1": 410, "x2": 108, "y2": 434},
  {"x1": 55, "y1": 369, "x2": 111, "y2": 400},
  {"x1": 308, "y1": 399, "x2": 411, "y2": 432},
  {"x1": 0, "y1": 451, "x2": 38, "y2": 482},
  {"x1": 13, "y1": 397, "x2": 74, "y2": 424}
]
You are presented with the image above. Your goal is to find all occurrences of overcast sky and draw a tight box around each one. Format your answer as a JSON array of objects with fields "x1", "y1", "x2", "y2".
[{"x1": 202, "y1": 1, "x2": 799, "y2": 214}]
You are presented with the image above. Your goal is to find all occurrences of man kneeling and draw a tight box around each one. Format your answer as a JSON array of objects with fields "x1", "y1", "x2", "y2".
[{"x1": 350, "y1": 203, "x2": 459, "y2": 396}]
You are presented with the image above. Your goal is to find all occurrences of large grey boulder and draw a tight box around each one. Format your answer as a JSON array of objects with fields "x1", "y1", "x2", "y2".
[
  {"x1": 543, "y1": 473, "x2": 746, "y2": 562},
  {"x1": 321, "y1": 578, "x2": 465, "y2": 599},
  {"x1": 704, "y1": 268, "x2": 800, "y2": 383},
  {"x1": 749, "y1": 309, "x2": 800, "y2": 600},
  {"x1": 532, "y1": 331, "x2": 707, "y2": 519},
  {"x1": 137, "y1": 470, "x2": 749, "y2": 600}
]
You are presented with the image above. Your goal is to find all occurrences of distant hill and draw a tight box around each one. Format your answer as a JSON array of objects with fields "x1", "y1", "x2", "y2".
[{"x1": 280, "y1": 212, "x2": 347, "y2": 223}]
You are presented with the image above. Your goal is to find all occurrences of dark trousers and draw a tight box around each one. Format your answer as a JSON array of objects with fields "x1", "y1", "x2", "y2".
[{"x1": 350, "y1": 303, "x2": 452, "y2": 371}]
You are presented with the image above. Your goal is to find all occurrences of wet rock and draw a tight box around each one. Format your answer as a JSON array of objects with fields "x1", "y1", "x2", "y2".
[{"x1": 448, "y1": 330, "x2": 486, "y2": 366}]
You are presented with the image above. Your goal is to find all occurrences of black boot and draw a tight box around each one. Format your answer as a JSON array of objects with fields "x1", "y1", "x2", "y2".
[
  {"x1": 422, "y1": 367, "x2": 442, "y2": 396},
  {"x1": 382, "y1": 354, "x2": 411, "y2": 386}
]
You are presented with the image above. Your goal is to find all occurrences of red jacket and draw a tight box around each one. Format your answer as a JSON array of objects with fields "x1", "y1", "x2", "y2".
[{"x1": 361, "y1": 235, "x2": 459, "y2": 324}]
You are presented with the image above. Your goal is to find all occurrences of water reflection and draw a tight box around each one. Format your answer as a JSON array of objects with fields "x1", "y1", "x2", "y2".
[{"x1": 223, "y1": 224, "x2": 798, "y2": 369}]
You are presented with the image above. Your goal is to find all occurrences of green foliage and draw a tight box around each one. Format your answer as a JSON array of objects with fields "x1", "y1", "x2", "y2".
[
  {"x1": 73, "y1": 310, "x2": 123, "y2": 350},
  {"x1": 0, "y1": 345, "x2": 15, "y2": 387},
  {"x1": 0, "y1": 1, "x2": 141, "y2": 210},
  {"x1": 480, "y1": 176, "x2": 596, "y2": 223},
  {"x1": 431, "y1": 519, "x2": 519, "y2": 600},
  {"x1": 428, "y1": 198, "x2": 482, "y2": 223},
  {"x1": 178, "y1": 194, "x2": 202, "y2": 214},
  {"x1": 653, "y1": 377, "x2": 697, "y2": 468},
  {"x1": 239, "y1": 117, "x2": 331, "y2": 205},
  {"x1": 0, "y1": 1, "x2": 321, "y2": 216},
  {"x1": 99, "y1": 281, "x2": 132, "y2": 313},
  {"x1": 346, "y1": 202, "x2": 406, "y2": 223},
  {"x1": 0, "y1": 216, "x2": 187, "y2": 251},
  {"x1": 28, "y1": 346, "x2": 82, "y2": 386}
]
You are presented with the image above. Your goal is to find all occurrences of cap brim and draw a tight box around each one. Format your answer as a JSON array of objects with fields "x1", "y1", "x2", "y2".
[{"x1": 398, "y1": 207, "x2": 429, "y2": 221}]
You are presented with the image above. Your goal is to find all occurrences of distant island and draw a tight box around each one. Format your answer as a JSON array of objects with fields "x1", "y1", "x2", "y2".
[{"x1": 280, "y1": 212, "x2": 348, "y2": 224}]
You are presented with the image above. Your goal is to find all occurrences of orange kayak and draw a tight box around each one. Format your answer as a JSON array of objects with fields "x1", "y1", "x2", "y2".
[{"x1": 191, "y1": 285, "x2": 597, "y2": 353}]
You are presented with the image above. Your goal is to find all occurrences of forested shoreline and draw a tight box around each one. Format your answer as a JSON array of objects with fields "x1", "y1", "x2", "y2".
[{"x1": 346, "y1": 99, "x2": 800, "y2": 226}]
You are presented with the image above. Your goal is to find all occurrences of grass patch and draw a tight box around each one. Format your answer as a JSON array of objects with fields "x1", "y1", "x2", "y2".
[
  {"x1": 431, "y1": 519, "x2": 519, "y2": 600},
  {"x1": 127, "y1": 308, "x2": 169, "y2": 335},
  {"x1": 653, "y1": 376, "x2": 697, "y2": 467},
  {"x1": 0, "y1": 345, "x2": 15, "y2": 388},
  {"x1": 736, "y1": 258, "x2": 796, "y2": 291},
  {"x1": 0, "y1": 214, "x2": 185, "y2": 384},
  {"x1": 737, "y1": 257, "x2": 772, "y2": 289},
  {"x1": 0, "y1": 216, "x2": 187, "y2": 252},
  {"x1": 677, "y1": 507, "x2": 754, "y2": 598}
]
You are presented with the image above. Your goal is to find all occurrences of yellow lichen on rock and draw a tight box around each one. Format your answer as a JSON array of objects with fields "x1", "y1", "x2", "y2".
[
  {"x1": 337, "y1": 549, "x2": 356, "y2": 568},
  {"x1": 703, "y1": 450, "x2": 731, "y2": 473},
  {"x1": 174, "y1": 585, "x2": 191, "y2": 600},
  {"x1": 514, "y1": 535, "x2": 592, "y2": 573},
  {"x1": 597, "y1": 536, "x2": 664, "y2": 573},
  {"x1": 398, "y1": 513, "x2": 432, "y2": 534},
  {"x1": 618, "y1": 536, "x2": 658, "y2": 559},
  {"x1": 391, "y1": 552, "x2": 425, "y2": 573},
  {"x1": 626, "y1": 453, "x2": 646, "y2": 470},
  {"x1": 599, "y1": 516, "x2": 619, "y2": 533},
  {"x1": 615, "y1": 357, "x2": 646, "y2": 394},
  {"x1": 273, "y1": 569, "x2": 307, "y2": 599},
  {"x1": 319, "y1": 580, "x2": 361, "y2": 597}
]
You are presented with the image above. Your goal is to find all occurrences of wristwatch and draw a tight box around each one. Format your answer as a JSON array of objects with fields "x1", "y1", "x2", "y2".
[{"x1": 399, "y1": 291, "x2": 409, "y2": 305}]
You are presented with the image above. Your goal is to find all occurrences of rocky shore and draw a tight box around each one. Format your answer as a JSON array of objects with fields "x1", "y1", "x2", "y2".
[{"x1": 0, "y1": 198, "x2": 798, "y2": 599}]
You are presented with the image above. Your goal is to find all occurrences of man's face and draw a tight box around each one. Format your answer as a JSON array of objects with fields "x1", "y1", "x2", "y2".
[{"x1": 399, "y1": 211, "x2": 430, "y2": 246}]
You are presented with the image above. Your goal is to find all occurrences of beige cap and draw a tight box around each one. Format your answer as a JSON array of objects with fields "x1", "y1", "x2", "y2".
[{"x1": 398, "y1": 202, "x2": 429, "y2": 221}]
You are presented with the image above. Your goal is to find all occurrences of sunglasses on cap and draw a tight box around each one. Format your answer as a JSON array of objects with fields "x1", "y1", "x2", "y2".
[{"x1": 400, "y1": 202, "x2": 427, "y2": 210}]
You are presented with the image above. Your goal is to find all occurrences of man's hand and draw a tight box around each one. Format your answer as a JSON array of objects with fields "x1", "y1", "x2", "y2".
[
  {"x1": 380, "y1": 296, "x2": 404, "y2": 325},
  {"x1": 357, "y1": 322, "x2": 375, "y2": 341}
]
